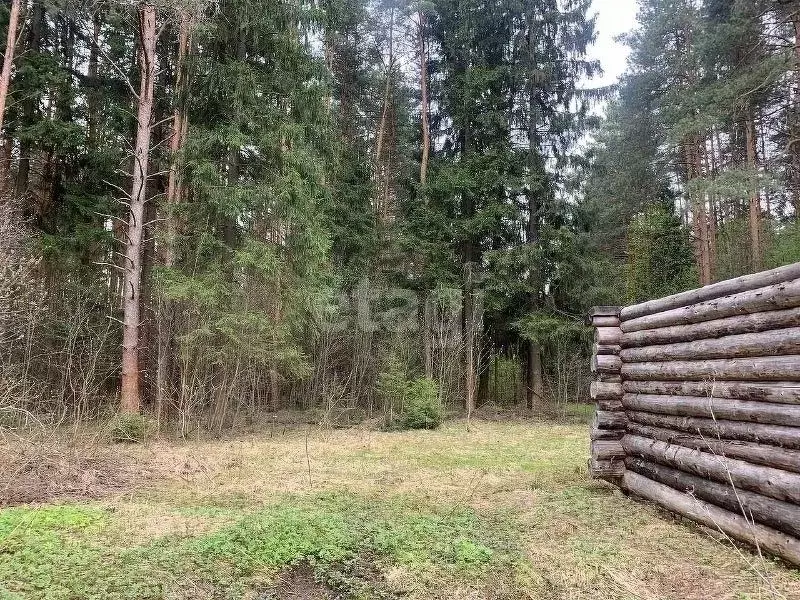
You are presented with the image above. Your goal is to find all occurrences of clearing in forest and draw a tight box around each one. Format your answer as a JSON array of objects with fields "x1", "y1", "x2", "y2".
[{"x1": 1, "y1": 418, "x2": 799, "y2": 599}]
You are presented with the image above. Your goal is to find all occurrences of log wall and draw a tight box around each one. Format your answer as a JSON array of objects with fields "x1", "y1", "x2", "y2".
[{"x1": 588, "y1": 262, "x2": 800, "y2": 566}]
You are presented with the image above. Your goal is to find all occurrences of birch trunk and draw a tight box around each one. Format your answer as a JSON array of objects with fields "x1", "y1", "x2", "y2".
[{"x1": 120, "y1": 3, "x2": 157, "y2": 414}]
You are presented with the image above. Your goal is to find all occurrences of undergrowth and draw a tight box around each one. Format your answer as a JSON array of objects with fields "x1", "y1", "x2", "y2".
[{"x1": 0, "y1": 492, "x2": 521, "y2": 599}]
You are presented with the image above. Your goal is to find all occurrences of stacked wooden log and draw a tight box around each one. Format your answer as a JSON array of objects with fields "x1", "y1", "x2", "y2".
[
  {"x1": 588, "y1": 306, "x2": 625, "y2": 482},
  {"x1": 590, "y1": 262, "x2": 800, "y2": 566}
]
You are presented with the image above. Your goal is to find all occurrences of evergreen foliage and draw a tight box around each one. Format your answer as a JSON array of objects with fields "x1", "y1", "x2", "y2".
[{"x1": 0, "y1": 0, "x2": 797, "y2": 427}]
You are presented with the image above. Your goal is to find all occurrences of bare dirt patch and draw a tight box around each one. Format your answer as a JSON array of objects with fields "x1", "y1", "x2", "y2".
[
  {"x1": 0, "y1": 432, "x2": 161, "y2": 505},
  {"x1": 258, "y1": 563, "x2": 335, "y2": 600}
]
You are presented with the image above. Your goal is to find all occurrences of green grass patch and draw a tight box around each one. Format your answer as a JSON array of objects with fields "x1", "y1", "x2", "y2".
[{"x1": 0, "y1": 492, "x2": 524, "y2": 599}]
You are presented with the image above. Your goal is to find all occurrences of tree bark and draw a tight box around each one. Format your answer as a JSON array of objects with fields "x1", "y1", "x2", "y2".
[
  {"x1": 745, "y1": 111, "x2": 763, "y2": 272},
  {"x1": 156, "y1": 10, "x2": 192, "y2": 423},
  {"x1": 374, "y1": 7, "x2": 394, "y2": 221},
  {"x1": 626, "y1": 458, "x2": 800, "y2": 539},
  {"x1": 417, "y1": 11, "x2": 430, "y2": 187},
  {"x1": 622, "y1": 435, "x2": 800, "y2": 504},
  {"x1": 120, "y1": 2, "x2": 158, "y2": 414},
  {"x1": 464, "y1": 263, "x2": 477, "y2": 414},
  {"x1": 686, "y1": 140, "x2": 712, "y2": 286},
  {"x1": 593, "y1": 343, "x2": 620, "y2": 356},
  {"x1": 590, "y1": 381, "x2": 623, "y2": 401},
  {"x1": 621, "y1": 306, "x2": 800, "y2": 348},
  {"x1": 627, "y1": 423, "x2": 800, "y2": 474},
  {"x1": 621, "y1": 278, "x2": 800, "y2": 333},
  {"x1": 591, "y1": 427, "x2": 624, "y2": 441},
  {"x1": 620, "y1": 327, "x2": 800, "y2": 362},
  {"x1": 622, "y1": 470, "x2": 800, "y2": 566},
  {"x1": 595, "y1": 326, "x2": 622, "y2": 345},
  {"x1": 791, "y1": 12, "x2": 800, "y2": 215},
  {"x1": 627, "y1": 410, "x2": 800, "y2": 449},
  {"x1": 622, "y1": 393, "x2": 800, "y2": 427},
  {"x1": 15, "y1": 0, "x2": 44, "y2": 203},
  {"x1": 591, "y1": 354, "x2": 622, "y2": 374},
  {"x1": 525, "y1": 8, "x2": 544, "y2": 409},
  {"x1": 591, "y1": 315, "x2": 620, "y2": 327},
  {"x1": 590, "y1": 458, "x2": 625, "y2": 481},
  {"x1": 592, "y1": 440, "x2": 624, "y2": 461},
  {"x1": 622, "y1": 380, "x2": 800, "y2": 404},
  {"x1": 621, "y1": 355, "x2": 800, "y2": 382},
  {"x1": 596, "y1": 410, "x2": 627, "y2": 430},
  {"x1": 0, "y1": 0, "x2": 22, "y2": 136},
  {"x1": 619, "y1": 263, "x2": 800, "y2": 321}
]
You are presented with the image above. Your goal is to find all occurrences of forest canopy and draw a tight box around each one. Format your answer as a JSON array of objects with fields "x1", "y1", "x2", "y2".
[{"x1": 0, "y1": 0, "x2": 798, "y2": 432}]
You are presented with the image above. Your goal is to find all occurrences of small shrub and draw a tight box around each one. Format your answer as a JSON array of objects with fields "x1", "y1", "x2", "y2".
[
  {"x1": 378, "y1": 359, "x2": 442, "y2": 430},
  {"x1": 108, "y1": 413, "x2": 150, "y2": 443},
  {"x1": 398, "y1": 378, "x2": 442, "y2": 430}
]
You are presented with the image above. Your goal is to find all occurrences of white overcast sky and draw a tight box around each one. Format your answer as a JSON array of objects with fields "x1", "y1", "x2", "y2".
[{"x1": 588, "y1": 0, "x2": 640, "y2": 88}]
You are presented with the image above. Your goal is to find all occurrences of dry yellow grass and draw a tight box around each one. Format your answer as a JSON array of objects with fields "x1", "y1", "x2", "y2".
[
  {"x1": 3, "y1": 418, "x2": 800, "y2": 599},
  {"x1": 113, "y1": 419, "x2": 800, "y2": 599}
]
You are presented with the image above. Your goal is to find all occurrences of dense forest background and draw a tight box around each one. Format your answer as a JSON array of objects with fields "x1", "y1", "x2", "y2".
[{"x1": 0, "y1": 0, "x2": 799, "y2": 433}]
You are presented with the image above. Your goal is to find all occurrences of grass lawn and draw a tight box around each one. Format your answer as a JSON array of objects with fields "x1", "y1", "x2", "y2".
[{"x1": 1, "y1": 416, "x2": 800, "y2": 599}]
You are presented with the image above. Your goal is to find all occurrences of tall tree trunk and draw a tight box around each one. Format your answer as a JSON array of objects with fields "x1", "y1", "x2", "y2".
[
  {"x1": 0, "y1": 0, "x2": 22, "y2": 137},
  {"x1": 791, "y1": 12, "x2": 800, "y2": 215},
  {"x1": 120, "y1": 2, "x2": 158, "y2": 414},
  {"x1": 525, "y1": 10, "x2": 544, "y2": 409},
  {"x1": 374, "y1": 8, "x2": 394, "y2": 222},
  {"x1": 15, "y1": 0, "x2": 44, "y2": 204},
  {"x1": 695, "y1": 134, "x2": 713, "y2": 283},
  {"x1": 464, "y1": 262, "x2": 476, "y2": 415},
  {"x1": 87, "y1": 11, "x2": 101, "y2": 147},
  {"x1": 156, "y1": 11, "x2": 192, "y2": 423},
  {"x1": 417, "y1": 12, "x2": 430, "y2": 187},
  {"x1": 705, "y1": 136, "x2": 718, "y2": 273},
  {"x1": 745, "y1": 112, "x2": 763, "y2": 272},
  {"x1": 685, "y1": 139, "x2": 711, "y2": 286}
]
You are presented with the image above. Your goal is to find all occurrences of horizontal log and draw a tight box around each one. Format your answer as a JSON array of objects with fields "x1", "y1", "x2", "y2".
[
  {"x1": 590, "y1": 458, "x2": 625, "y2": 481},
  {"x1": 620, "y1": 327, "x2": 800, "y2": 363},
  {"x1": 595, "y1": 326, "x2": 622, "y2": 345},
  {"x1": 626, "y1": 423, "x2": 800, "y2": 474},
  {"x1": 596, "y1": 374, "x2": 622, "y2": 384},
  {"x1": 597, "y1": 398, "x2": 623, "y2": 411},
  {"x1": 596, "y1": 410, "x2": 627, "y2": 430},
  {"x1": 622, "y1": 435, "x2": 800, "y2": 504},
  {"x1": 627, "y1": 411, "x2": 800, "y2": 449},
  {"x1": 622, "y1": 380, "x2": 800, "y2": 405},
  {"x1": 619, "y1": 263, "x2": 800, "y2": 322},
  {"x1": 626, "y1": 458, "x2": 800, "y2": 538},
  {"x1": 591, "y1": 354, "x2": 622, "y2": 374},
  {"x1": 621, "y1": 278, "x2": 800, "y2": 333},
  {"x1": 591, "y1": 316, "x2": 621, "y2": 328},
  {"x1": 591, "y1": 427, "x2": 624, "y2": 441},
  {"x1": 622, "y1": 394, "x2": 800, "y2": 427},
  {"x1": 589, "y1": 306, "x2": 620, "y2": 318},
  {"x1": 621, "y1": 307, "x2": 800, "y2": 348},
  {"x1": 590, "y1": 381, "x2": 623, "y2": 401},
  {"x1": 591, "y1": 440, "x2": 624, "y2": 461},
  {"x1": 621, "y1": 470, "x2": 800, "y2": 566},
  {"x1": 621, "y1": 356, "x2": 800, "y2": 382},
  {"x1": 593, "y1": 343, "x2": 620, "y2": 356}
]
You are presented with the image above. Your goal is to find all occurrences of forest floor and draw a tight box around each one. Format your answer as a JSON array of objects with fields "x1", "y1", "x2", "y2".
[{"x1": 1, "y1": 410, "x2": 800, "y2": 599}]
